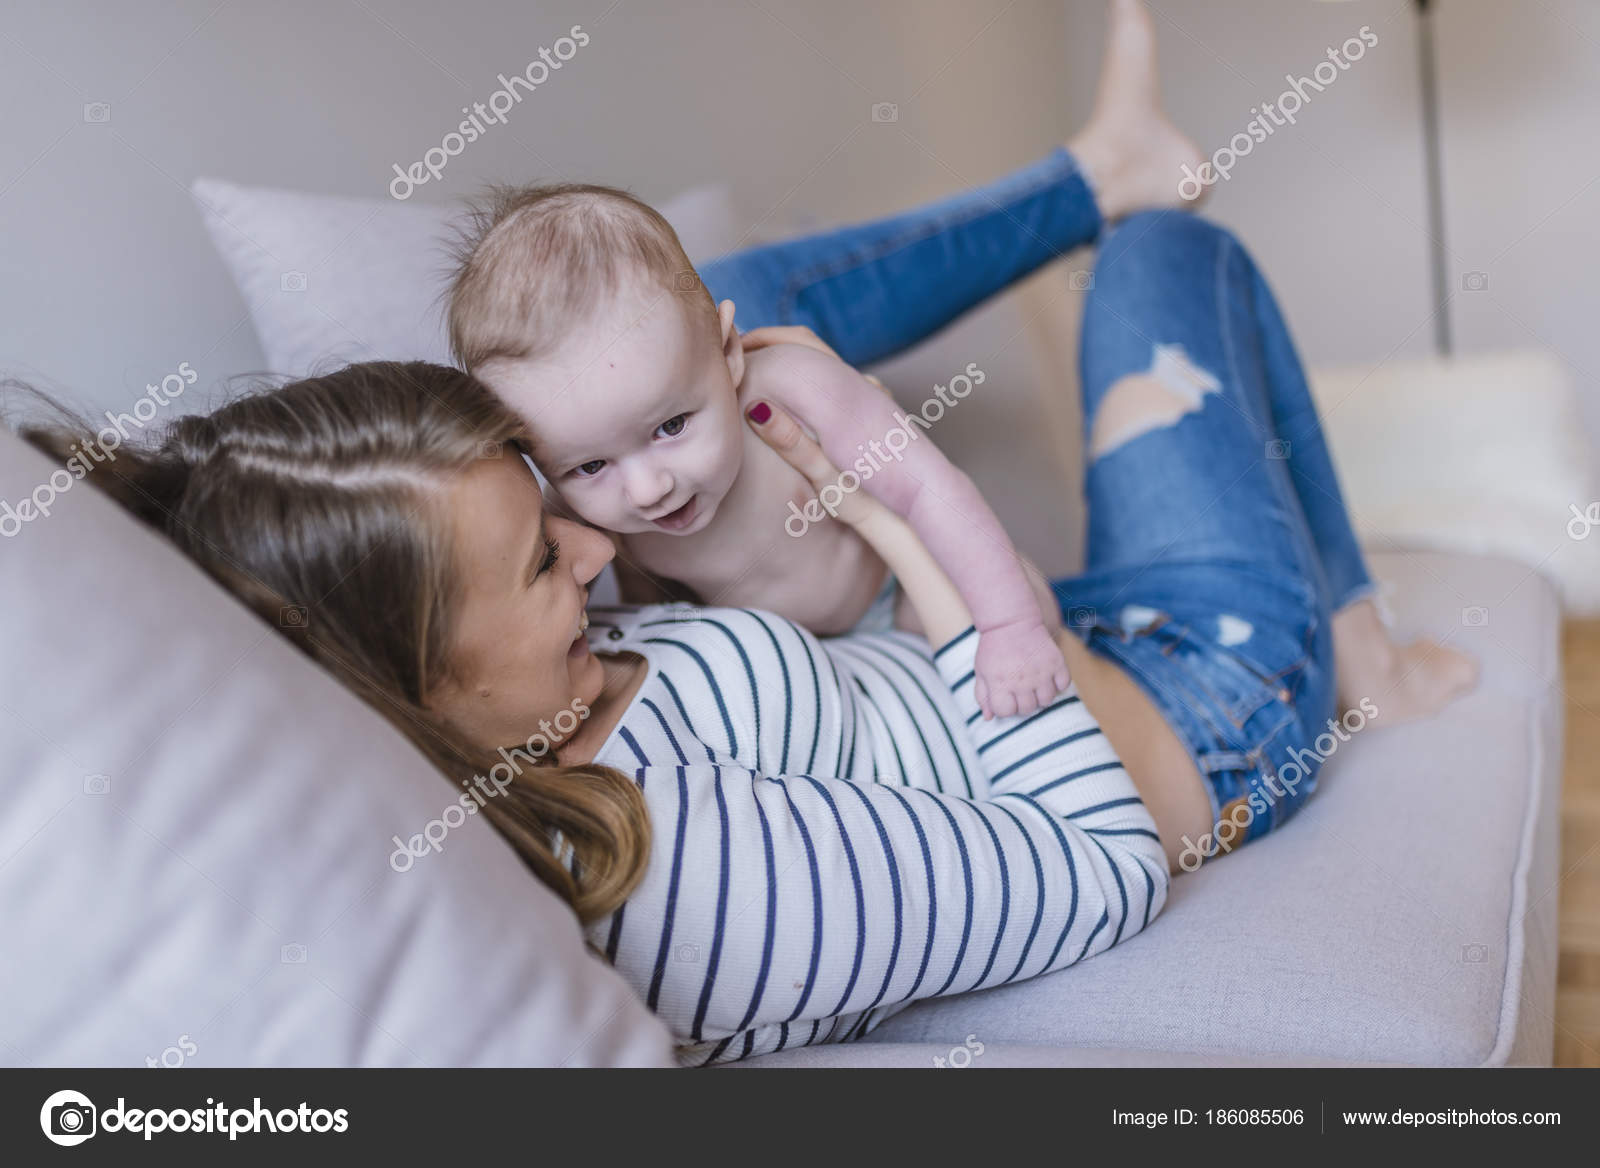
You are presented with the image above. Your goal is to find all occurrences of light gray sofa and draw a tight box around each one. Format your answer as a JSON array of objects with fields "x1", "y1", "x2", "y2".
[
  {"x1": 1, "y1": 198, "x2": 1564, "y2": 1065},
  {"x1": 1, "y1": 403, "x2": 1563, "y2": 1069},
  {"x1": 745, "y1": 549, "x2": 1563, "y2": 1067}
]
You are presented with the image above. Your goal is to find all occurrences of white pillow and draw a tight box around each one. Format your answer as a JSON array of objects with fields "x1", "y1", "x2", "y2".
[
  {"x1": 191, "y1": 177, "x2": 739, "y2": 609},
  {"x1": 0, "y1": 426, "x2": 674, "y2": 1066},
  {"x1": 1309, "y1": 349, "x2": 1600, "y2": 616},
  {"x1": 190, "y1": 177, "x2": 738, "y2": 377}
]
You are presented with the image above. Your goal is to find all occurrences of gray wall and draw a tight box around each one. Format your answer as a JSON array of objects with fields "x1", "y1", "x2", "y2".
[
  {"x1": 0, "y1": 0, "x2": 1069, "y2": 416},
  {"x1": 2, "y1": 0, "x2": 1596, "y2": 445}
]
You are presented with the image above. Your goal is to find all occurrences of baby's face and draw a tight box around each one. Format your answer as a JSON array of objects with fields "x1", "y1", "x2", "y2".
[{"x1": 484, "y1": 283, "x2": 743, "y2": 538}]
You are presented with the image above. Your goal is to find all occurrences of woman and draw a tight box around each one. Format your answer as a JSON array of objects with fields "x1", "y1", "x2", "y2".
[{"x1": 18, "y1": 0, "x2": 1472, "y2": 1066}]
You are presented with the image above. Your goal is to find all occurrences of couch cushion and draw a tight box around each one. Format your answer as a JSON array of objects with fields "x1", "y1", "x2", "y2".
[
  {"x1": 862, "y1": 549, "x2": 1562, "y2": 1066},
  {"x1": 0, "y1": 427, "x2": 674, "y2": 1066},
  {"x1": 734, "y1": 1042, "x2": 1393, "y2": 1068}
]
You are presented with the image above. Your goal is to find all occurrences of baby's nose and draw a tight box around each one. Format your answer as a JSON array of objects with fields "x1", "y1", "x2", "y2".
[{"x1": 624, "y1": 464, "x2": 673, "y2": 509}]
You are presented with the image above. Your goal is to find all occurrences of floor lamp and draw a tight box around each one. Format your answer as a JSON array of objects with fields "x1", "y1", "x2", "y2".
[
  {"x1": 1324, "y1": 0, "x2": 1452, "y2": 355},
  {"x1": 1415, "y1": 0, "x2": 1451, "y2": 355}
]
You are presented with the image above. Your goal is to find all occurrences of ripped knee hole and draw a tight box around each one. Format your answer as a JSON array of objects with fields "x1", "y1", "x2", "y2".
[{"x1": 1088, "y1": 344, "x2": 1221, "y2": 458}]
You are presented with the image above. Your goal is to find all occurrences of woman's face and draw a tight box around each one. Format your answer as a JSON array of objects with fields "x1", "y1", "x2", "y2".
[{"x1": 428, "y1": 448, "x2": 617, "y2": 753}]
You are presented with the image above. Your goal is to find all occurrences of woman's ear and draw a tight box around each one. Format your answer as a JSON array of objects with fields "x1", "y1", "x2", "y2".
[{"x1": 718, "y1": 299, "x2": 745, "y2": 388}]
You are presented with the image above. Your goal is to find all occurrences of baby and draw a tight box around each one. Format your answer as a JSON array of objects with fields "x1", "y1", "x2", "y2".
[{"x1": 448, "y1": 184, "x2": 1068, "y2": 717}]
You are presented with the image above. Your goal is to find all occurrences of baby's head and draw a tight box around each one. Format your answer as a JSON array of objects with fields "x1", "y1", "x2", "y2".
[{"x1": 449, "y1": 183, "x2": 746, "y2": 537}]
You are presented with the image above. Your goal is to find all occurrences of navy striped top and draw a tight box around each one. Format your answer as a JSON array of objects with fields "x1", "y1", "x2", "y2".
[{"x1": 582, "y1": 604, "x2": 1168, "y2": 1066}]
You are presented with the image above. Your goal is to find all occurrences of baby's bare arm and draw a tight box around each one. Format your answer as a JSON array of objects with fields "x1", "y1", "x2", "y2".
[{"x1": 747, "y1": 344, "x2": 1068, "y2": 716}]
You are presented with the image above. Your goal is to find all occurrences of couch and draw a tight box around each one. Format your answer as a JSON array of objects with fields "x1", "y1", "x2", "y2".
[{"x1": 0, "y1": 179, "x2": 1567, "y2": 1067}]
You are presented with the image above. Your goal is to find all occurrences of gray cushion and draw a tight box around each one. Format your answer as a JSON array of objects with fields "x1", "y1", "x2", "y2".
[
  {"x1": 0, "y1": 427, "x2": 675, "y2": 1066},
  {"x1": 733, "y1": 1042, "x2": 1395, "y2": 1068},
  {"x1": 855, "y1": 550, "x2": 1562, "y2": 1066}
]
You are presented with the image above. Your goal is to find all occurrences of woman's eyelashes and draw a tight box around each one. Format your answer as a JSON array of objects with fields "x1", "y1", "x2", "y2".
[{"x1": 530, "y1": 537, "x2": 560, "y2": 585}]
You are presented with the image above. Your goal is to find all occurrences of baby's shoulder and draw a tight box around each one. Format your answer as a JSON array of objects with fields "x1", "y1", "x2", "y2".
[{"x1": 742, "y1": 341, "x2": 857, "y2": 398}]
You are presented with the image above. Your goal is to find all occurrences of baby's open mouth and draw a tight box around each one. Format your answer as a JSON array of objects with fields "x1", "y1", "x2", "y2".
[{"x1": 651, "y1": 496, "x2": 698, "y2": 532}]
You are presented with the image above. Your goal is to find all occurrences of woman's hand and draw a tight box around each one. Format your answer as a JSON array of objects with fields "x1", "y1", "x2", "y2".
[
  {"x1": 745, "y1": 398, "x2": 972, "y2": 648},
  {"x1": 738, "y1": 325, "x2": 839, "y2": 359},
  {"x1": 739, "y1": 326, "x2": 888, "y2": 391},
  {"x1": 744, "y1": 398, "x2": 895, "y2": 536}
]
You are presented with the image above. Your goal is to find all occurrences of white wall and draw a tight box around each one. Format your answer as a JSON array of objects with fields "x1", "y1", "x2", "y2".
[
  {"x1": 1437, "y1": 0, "x2": 1600, "y2": 439},
  {"x1": 1060, "y1": 0, "x2": 1600, "y2": 446},
  {"x1": 3, "y1": 0, "x2": 1596, "y2": 447},
  {"x1": 0, "y1": 0, "x2": 1070, "y2": 416},
  {"x1": 1062, "y1": 1, "x2": 1437, "y2": 361}
]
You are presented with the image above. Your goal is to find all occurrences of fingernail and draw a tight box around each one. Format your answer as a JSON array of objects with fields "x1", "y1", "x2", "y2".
[{"x1": 746, "y1": 401, "x2": 771, "y2": 424}]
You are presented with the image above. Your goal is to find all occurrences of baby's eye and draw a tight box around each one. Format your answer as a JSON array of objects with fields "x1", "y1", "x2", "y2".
[
  {"x1": 572, "y1": 460, "x2": 606, "y2": 478},
  {"x1": 654, "y1": 414, "x2": 688, "y2": 439}
]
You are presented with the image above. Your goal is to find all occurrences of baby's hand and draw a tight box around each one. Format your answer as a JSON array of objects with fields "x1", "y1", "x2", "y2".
[{"x1": 973, "y1": 619, "x2": 1071, "y2": 719}]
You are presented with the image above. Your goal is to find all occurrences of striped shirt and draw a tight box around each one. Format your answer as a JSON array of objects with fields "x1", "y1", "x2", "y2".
[{"x1": 583, "y1": 604, "x2": 1168, "y2": 1066}]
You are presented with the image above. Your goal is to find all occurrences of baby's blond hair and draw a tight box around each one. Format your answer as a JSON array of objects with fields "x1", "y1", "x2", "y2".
[{"x1": 447, "y1": 182, "x2": 717, "y2": 373}]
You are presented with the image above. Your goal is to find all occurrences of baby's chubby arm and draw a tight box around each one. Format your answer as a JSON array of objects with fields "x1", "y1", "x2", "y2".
[{"x1": 746, "y1": 342, "x2": 1068, "y2": 717}]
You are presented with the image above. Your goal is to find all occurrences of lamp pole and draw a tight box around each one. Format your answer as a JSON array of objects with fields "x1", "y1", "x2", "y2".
[{"x1": 1415, "y1": 0, "x2": 1452, "y2": 355}]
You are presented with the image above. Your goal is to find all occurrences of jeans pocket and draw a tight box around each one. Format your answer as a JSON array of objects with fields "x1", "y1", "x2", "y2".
[
  {"x1": 1250, "y1": 711, "x2": 1321, "y2": 826},
  {"x1": 1143, "y1": 615, "x2": 1301, "y2": 729}
]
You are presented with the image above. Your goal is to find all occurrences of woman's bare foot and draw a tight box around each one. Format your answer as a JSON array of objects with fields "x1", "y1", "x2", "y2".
[
  {"x1": 1067, "y1": 0, "x2": 1206, "y2": 222},
  {"x1": 1333, "y1": 599, "x2": 1480, "y2": 725}
]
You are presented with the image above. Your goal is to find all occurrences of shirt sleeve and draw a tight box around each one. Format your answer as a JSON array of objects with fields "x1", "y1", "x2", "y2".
[{"x1": 591, "y1": 625, "x2": 1168, "y2": 1065}]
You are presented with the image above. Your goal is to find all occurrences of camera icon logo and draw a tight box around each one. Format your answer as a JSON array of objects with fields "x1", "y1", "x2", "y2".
[
  {"x1": 1461, "y1": 606, "x2": 1489, "y2": 627},
  {"x1": 83, "y1": 102, "x2": 111, "y2": 123},
  {"x1": 674, "y1": 942, "x2": 700, "y2": 963},
  {"x1": 870, "y1": 102, "x2": 899, "y2": 123},
  {"x1": 1461, "y1": 943, "x2": 1488, "y2": 964},
  {"x1": 1461, "y1": 271, "x2": 1489, "y2": 293},
  {"x1": 1266, "y1": 438, "x2": 1291, "y2": 459},
  {"x1": 279, "y1": 605, "x2": 308, "y2": 628},
  {"x1": 1068, "y1": 270, "x2": 1095, "y2": 292},
  {"x1": 40, "y1": 1089, "x2": 97, "y2": 1146},
  {"x1": 280, "y1": 271, "x2": 308, "y2": 293},
  {"x1": 281, "y1": 943, "x2": 307, "y2": 963},
  {"x1": 83, "y1": 773, "x2": 111, "y2": 795},
  {"x1": 476, "y1": 439, "x2": 502, "y2": 459},
  {"x1": 1066, "y1": 605, "x2": 1097, "y2": 628},
  {"x1": 674, "y1": 270, "x2": 701, "y2": 292}
]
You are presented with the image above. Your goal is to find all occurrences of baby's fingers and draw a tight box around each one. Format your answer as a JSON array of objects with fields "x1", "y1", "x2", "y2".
[
  {"x1": 1008, "y1": 689, "x2": 1040, "y2": 718},
  {"x1": 989, "y1": 686, "x2": 1019, "y2": 720}
]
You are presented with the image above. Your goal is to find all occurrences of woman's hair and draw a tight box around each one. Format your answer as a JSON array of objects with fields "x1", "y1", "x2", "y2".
[{"x1": 14, "y1": 361, "x2": 649, "y2": 924}]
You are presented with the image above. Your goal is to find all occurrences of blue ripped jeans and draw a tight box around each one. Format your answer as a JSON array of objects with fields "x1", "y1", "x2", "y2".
[
  {"x1": 1055, "y1": 211, "x2": 1372, "y2": 861},
  {"x1": 699, "y1": 149, "x2": 1371, "y2": 863}
]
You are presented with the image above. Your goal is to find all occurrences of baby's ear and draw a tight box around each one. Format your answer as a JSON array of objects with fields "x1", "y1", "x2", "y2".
[{"x1": 718, "y1": 299, "x2": 745, "y2": 388}]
